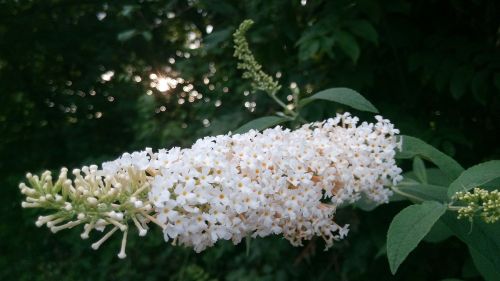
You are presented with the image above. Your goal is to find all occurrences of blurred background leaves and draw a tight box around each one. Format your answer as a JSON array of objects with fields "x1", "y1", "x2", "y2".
[{"x1": 0, "y1": 0, "x2": 499, "y2": 280}]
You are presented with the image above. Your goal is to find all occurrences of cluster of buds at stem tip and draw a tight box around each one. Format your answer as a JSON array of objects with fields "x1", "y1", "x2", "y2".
[
  {"x1": 20, "y1": 113, "x2": 403, "y2": 256},
  {"x1": 20, "y1": 164, "x2": 155, "y2": 259},
  {"x1": 233, "y1": 19, "x2": 281, "y2": 95},
  {"x1": 453, "y1": 188, "x2": 500, "y2": 224}
]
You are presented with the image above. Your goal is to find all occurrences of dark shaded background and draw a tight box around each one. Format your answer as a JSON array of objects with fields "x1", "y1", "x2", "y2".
[{"x1": 1, "y1": 0, "x2": 499, "y2": 280}]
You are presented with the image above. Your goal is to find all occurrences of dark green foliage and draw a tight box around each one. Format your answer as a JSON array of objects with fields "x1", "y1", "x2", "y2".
[
  {"x1": 387, "y1": 201, "x2": 447, "y2": 274},
  {"x1": 298, "y1": 87, "x2": 379, "y2": 113},
  {"x1": 448, "y1": 160, "x2": 500, "y2": 197},
  {"x1": 1, "y1": 0, "x2": 499, "y2": 280},
  {"x1": 234, "y1": 116, "x2": 288, "y2": 134}
]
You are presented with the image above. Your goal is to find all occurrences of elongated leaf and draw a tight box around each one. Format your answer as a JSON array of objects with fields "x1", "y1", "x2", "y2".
[
  {"x1": 299, "y1": 40, "x2": 320, "y2": 61},
  {"x1": 394, "y1": 183, "x2": 448, "y2": 202},
  {"x1": 469, "y1": 246, "x2": 500, "y2": 281},
  {"x1": 299, "y1": 87, "x2": 378, "y2": 113},
  {"x1": 462, "y1": 256, "x2": 481, "y2": 278},
  {"x1": 404, "y1": 168, "x2": 453, "y2": 186},
  {"x1": 396, "y1": 136, "x2": 464, "y2": 179},
  {"x1": 483, "y1": 177, "x2": 500, "y2": 189},
  {"x1": 233, "y1": 116, "x2": 288, "y2": 134},
  {"x1": 424, "y1": 220, "x2": 453, "y2": 243},
  {"x1": 387, "y1": 201, "x2": 447, "y2": 274},
  {"x1": 336, "y1": 30, "x2": 360, "y2": 63},
  {"x1": 413, "y1": 156, "x2": 427, "y2": 184},
  {"x1": 390, "y1": 178, "x2": 418, "y2": 202},
  {"x1": 447, "y1": 160, "x2": 500, "y2": 197},
  {"x1": 441, "y1": 213, "x2": 500, "y2": 281},
  {"x1": 346, "y1": 20, "x2": 378, "y2": 44}
]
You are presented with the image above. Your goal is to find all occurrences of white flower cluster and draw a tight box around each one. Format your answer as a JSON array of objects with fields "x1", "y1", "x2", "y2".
[
  {"x1": 21, "y1": 113, "x2": 402, "y2": 256},
  {"x1": 102, "y1": 112, "x2": 402, "y2": 251}
]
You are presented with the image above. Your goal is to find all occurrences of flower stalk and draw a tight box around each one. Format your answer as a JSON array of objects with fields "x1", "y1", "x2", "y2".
[{"x1": 233, "y1": 19, "x2": 297, "y2": 118}]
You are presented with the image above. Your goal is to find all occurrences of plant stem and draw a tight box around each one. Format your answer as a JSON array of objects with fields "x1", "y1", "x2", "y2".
[
  {"x1": 390, "y1": 185, "x2": 462, "y2": 212},
  {"x1": 269, "y1": 90, "x2": 297, "y2": 118},
  {"x1": 390, "y1": 186, "x2": 424, "y2": 203},
  {"x1": 447, "y1": 205, "x2": 462, "y2": 211}
]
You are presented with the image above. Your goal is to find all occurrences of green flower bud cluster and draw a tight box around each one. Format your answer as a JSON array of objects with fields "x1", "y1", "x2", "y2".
[
  {"x1": 454, "y1": 187, "x2": 500, "y2": 224},
  {"x1": 20, "y1": 165, "x2": 158, "y2": 258},
  {"x1": 233, "y1": 19, "x2": 281, "y2": 95}
]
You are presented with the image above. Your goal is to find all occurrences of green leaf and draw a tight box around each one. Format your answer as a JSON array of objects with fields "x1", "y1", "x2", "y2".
[
  {"x1": 117, "y1": 29, "x2": 137, "y2": 42},
  {"x1": 447, "y1": 160, "x2": 500, "y2": 198},
  {"x1": 424, "y1": 220, "x2": 453, "y2": 243},
  {"x1": 483, "y1": 176, "x2": 500, "y2": 189},
  {"x1": 404, "y1": 168, "x2": 453, "y2": 186},
  {"x1": 469, "y1": 246, "x2": 500, "y2": 281},
  {"x1": 441, "y1": 213, "x2": 500, "y2": 281},
  {"x1": 462, "y1": 255, "x2": 481, "y2": 278},
  {"x1": 233, "y1": 116, "x2": 288, "y2": 134},
  {"x1": 299, "y1": 87, "x2": 378, "y2": 113},
  {"x1": 396, "y1": 136, "x2": 464, "y2": 180},
  {"x1": 299, "y1": 40, "x2": 320, "y2": 61},
  {"x1": 389, "y1": 178, "x2": 418, "y2": 202},
  {"x1": 394, "y1": 182, "x2": 449, "y2": 202},
  {"x1": 387, "y1": 201, "x2": 447, "y2": 274},
  {"x1": 335, "y1": 31, "x2": 360, "y2": 63},
  {"x1": 346, "y1": 20, "x2": 378, "y2": 44},
  {"x1": 413, "y1": 156, "x2": 427, "y2": 184}
]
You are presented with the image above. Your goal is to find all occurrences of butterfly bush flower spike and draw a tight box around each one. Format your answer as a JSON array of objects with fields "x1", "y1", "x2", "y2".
[{"x1": 20, "y1": 113, "x2": 402, "y2": 256}]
